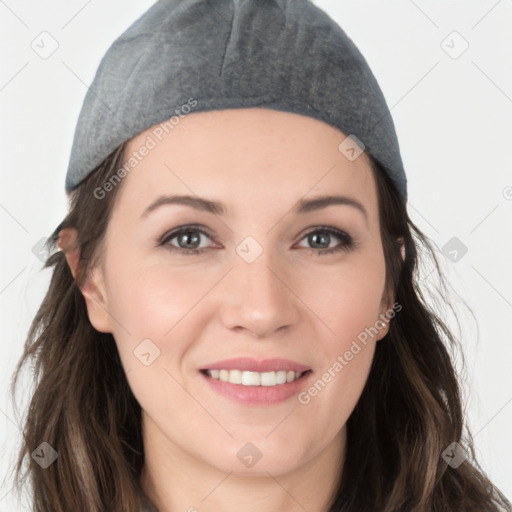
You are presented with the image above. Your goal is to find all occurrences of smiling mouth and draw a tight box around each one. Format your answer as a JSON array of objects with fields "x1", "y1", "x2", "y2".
[{"x1": 200, "y1": 369, "x2": 312, "y2": 387}]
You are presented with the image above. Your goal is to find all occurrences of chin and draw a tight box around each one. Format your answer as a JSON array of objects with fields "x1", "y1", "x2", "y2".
[{"x1": 203, "y1": 436, "x2": 311, "y2": 477}]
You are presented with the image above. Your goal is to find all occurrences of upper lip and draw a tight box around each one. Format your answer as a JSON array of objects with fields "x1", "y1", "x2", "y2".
[{"x1": 199, "y1": 357, "x2": 311, "y2": 373}]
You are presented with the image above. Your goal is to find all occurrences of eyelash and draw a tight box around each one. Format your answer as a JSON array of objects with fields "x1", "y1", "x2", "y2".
[{"x1": 158, "y1": 224, "x2": 355, "y2": 256}]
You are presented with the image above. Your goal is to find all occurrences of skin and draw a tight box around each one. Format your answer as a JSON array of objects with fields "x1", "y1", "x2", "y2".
[{"x1": 58, "y1": 108, "x2": 401, "y2": 512}]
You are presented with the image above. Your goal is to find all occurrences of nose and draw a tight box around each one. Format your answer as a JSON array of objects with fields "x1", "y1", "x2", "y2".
[{"x1": 219, "y1": 250, "x2": 302, "y2": 339}]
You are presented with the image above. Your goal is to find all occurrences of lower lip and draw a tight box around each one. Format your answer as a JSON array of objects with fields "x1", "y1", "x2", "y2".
[{"x1": 200, "y1": 370, "x2": 313, "y2": 406}]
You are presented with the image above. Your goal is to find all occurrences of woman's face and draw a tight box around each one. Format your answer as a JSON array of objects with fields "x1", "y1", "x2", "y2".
[{"x1": 78, "y1": 108, "x2": 393, "y2": 477}]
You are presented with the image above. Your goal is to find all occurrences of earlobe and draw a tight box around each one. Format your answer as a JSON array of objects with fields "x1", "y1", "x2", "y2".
[
  {"x1": 376, "y1": 321, "x2": 389, "y2": 341},
  {"x1": 376, "y1": 290, "x2": 394, "y2": 341},
  {"x1": 58, "y1": 227, "x2": 112, "y2": 333},
  {"x1": 79, "y1": 268, "x2": 113, "y2": 333}
]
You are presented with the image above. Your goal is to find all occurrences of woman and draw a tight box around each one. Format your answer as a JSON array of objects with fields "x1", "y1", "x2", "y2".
[{"x1": 10, "y1": 0, "x2": 512, "y2": 511}]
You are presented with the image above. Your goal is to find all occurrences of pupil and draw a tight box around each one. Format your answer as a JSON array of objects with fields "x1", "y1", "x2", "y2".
[
  {"x1": 181, "y1": 231, "x2": 199, "y2": 249},
  {"x1": 310, "y1": 232, "x2": 329, "y2": 249}
]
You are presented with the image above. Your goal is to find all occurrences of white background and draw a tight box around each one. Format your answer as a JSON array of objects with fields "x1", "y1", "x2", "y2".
[{"x1": 1, "y1": 1, "x2": 511, "y2": 509}]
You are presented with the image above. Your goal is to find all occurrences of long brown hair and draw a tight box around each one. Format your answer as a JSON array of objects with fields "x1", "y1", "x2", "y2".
[{"x1": 9, "y1": 141, "x2": 512, "y2": 511}]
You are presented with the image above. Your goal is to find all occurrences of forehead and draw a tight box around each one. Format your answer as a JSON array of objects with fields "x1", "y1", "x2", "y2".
[{"x1": 118, "y1": 108, "x2": 377, "y2": 219}]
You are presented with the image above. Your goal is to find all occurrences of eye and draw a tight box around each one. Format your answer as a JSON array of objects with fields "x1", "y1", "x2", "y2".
[
  {"x1": 159, "y1": 225, "x2": 215, "y2": 255},
  {"x1": 297, "y1": 227, "x2": 355, "y2": 256},
  {"x1": 158, "y1": 225, "x2": 355, "y2": 256}
]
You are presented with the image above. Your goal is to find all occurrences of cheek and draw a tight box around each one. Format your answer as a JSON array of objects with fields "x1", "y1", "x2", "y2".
[
  {"x1": 103, "y1": 262, "x2": 202, "y2": 419},
  {"x1": 297, "y1": 295, "x2": 379, "y2": 443},
  {"x1": 105, "y1": 257, "x2": 209, "y2": 339},
  {"x1": 294, "y1": 256, "x2": 386, "y2": 344},
  {"x1": 292, "y1": 256, "x2": 384, "y2": 411},
  {"x1": 298, "y1": 343, "x2": 375, "y2": 453}
]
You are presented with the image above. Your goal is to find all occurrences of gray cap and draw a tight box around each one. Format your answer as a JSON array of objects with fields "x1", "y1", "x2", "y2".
[{"x1": 65, "y1": 0, "x2": 407, "y2": 205}]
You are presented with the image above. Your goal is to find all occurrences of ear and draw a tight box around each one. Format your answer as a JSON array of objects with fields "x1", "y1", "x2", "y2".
[
  {"x1": 375, "y1": 291, "x2": 392, "y2": 342},
  {"x1": 398, "y1": 236, "x2": 405, "y2": 261},
  {"x1": 375, "y1": 237, "x2": 404, "y2": 341},
  {"x1": 58, "y1": 227, "x2": 112, "y2": 333}
]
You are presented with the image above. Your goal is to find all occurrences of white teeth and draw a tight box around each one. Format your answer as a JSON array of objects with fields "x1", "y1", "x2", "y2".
[
  {"x1": 276, "y1": 370, "x2": 287, "y2": 384},
  {"x1": 242, "y1": 371, "x2": 260, "y2": 386},
  {"x1": 229, "y1": 369, "x2": 242, "y2": 384},
  {"x1": 205, "y1": 369, "x2": 305, "y2": 386},
  {"x1": 260, "y1": 371, "x2": 275, "y2": 386}
]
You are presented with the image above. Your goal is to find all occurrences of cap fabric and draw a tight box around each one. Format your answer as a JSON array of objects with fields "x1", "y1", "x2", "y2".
[{"x1": 65, "y1": 0, "x2": 407, "y2": 205}]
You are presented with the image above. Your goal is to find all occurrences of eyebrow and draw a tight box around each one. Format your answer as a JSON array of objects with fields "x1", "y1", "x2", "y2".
[
  {"x1": 140, "y1": 193, "x2": 368, "y2": 224},
  {"x1": 141, "y1": 194, "x2": 226, "y2": 218},
  {"x1": 292, "y1": 194, "x2": 368, "y2": 225}
]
